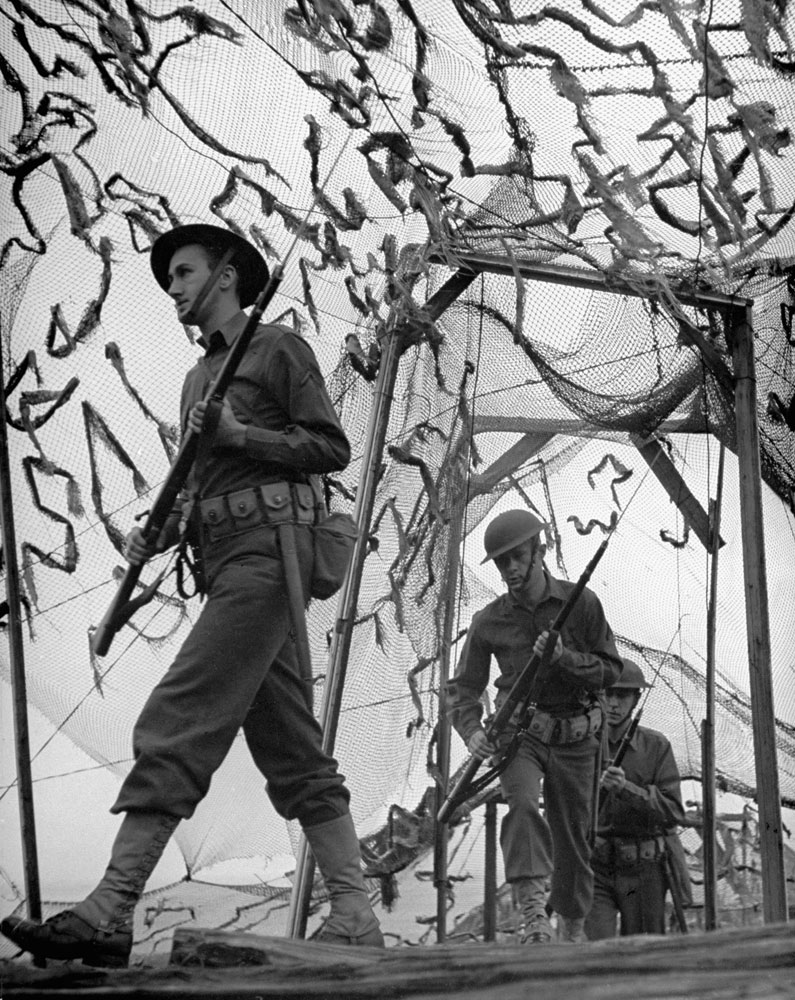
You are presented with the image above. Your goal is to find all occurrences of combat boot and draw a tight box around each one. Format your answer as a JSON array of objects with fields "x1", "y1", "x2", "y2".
[
  {"x1": 558, "y1": 914, "x2": 587, "y2": 943},
  {"x1": 513, "y1": 877, "x2": 552, "y2": 944},
  {"x1": 0, "y1": 811, "x2": 178, "y2": 968},
  {"x1": 303, "y1": 812, "x2": 384, "y2": 947}
]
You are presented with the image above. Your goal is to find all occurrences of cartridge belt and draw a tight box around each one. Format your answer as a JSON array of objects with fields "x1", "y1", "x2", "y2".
[
  {"x1": 593, "y1": 834, "x2": 666, "y2": 867},
  {"x1": 199, "y1": 481, "x2": 316, "y2": 543},
  {"x1": 523, "y1": 704, "x2": 602, "y2": 745}
]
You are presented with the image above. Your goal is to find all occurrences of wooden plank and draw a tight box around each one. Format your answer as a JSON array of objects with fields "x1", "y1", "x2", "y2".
[
  {"x1": 472, "y1": 415, "x2": 705, "y2": 436},
  {"x1": 170, "y1": 927, "x2": 382, "y2": 967},
  {"x1": 2, "y1": 922, "x2": 792, "y2": 998}
]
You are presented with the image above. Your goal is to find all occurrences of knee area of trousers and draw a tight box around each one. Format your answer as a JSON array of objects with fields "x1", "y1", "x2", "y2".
[{"x1": 505, "y1": 793, "x2": 541, "y2": 817}]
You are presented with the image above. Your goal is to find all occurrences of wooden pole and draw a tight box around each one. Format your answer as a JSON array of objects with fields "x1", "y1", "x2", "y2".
[
  {"x1": 285, "y1": 313, "x2": 402, "y2": 939},
  {"x1": 702, "y1": 442, "x2": 725, "y2": 931},
  {"x1": 483, "y1": 797, "x2": 498, "y2": 942},
  {"x1": 287, "y1": 268, "x2": 478, "y2": 938},
  {"x1": 433, "y1": 463, "x2": 467, "y2": 943},
  {"x1": 730, "y1": 304, "x2": 787, "y2": 924},
  {"x1": 0, "y1": 370, "x2": 42, "y2": 921}
]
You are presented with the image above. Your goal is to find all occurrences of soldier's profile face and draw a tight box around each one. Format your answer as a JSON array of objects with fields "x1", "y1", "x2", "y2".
[{"x1": 167, "y1": 244, "x2": 214, "y2": 325}]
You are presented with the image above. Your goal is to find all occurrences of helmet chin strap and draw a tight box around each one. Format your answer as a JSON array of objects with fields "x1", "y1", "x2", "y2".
[{"x1": 508, "y1": 543, "x2": 542, "y2": 596}]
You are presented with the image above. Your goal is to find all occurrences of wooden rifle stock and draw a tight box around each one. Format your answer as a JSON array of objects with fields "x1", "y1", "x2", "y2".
[
  {"x1": 91, "y1": 264, "x2": 283, "y2": 657},
  {"x1": 437, "y1": 536, "x2": 610, "y2": 823}
]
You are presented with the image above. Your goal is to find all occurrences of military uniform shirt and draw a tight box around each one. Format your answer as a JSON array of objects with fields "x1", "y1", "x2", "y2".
[
  {"x1": 447, "y1": 571, "x2": 622, "y2": 743},
  {"x1": 598, "y1": 724, "x2": 685, "y2": 838},
  {"x1": 181, "y1": 310, "x2": 349, "y2": 498}
]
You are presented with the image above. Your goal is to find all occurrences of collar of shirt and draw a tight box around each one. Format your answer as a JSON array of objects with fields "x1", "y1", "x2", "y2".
[
  {"x1": 609, "y1": 721, "x2": 640, "y2": 752},
  {"x1": 506, "y1": 569, "x2": 567, "y2": 610},
  {"x1": 196, "y1": 310, "x2": 248, "y2": 355}
]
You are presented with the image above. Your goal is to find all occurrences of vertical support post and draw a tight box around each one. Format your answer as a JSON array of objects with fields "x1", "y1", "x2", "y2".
[
  {"x1": 286, "y1": 318, "x2": 403, "y2": 939},
  {"x1": 483, "y1": 797, "x2": 498, "y2": 942},
  {"x1": 702, "y1": 442, "x2": 725, "y2": 931},
  {"x1": 730, "y1": 304, "x2": 787, "y2": 924},
  {"x1": 286, "y1": 267, "x2": 479, "y2": 938},
  {"x1": 0, "y1": 371, "x2": 42, "y2": 921},
  {"x1": 433, "y1": 493, "x2": 465, "y2": 942}
]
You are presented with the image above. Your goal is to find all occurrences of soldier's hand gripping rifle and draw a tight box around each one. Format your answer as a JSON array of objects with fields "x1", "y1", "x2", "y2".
[
  {"x1": 602, "y1": 705, "x2": 643, "y2": 776},
  {"x1": 91, "y1": 261, "x2": 284, "y2": 658},
  {"x1": 437, "y1": 535, "x2": 610, "y2": 824},
  {"x1": 598, "y1": 690, "x2": 689, "y2": 932}
]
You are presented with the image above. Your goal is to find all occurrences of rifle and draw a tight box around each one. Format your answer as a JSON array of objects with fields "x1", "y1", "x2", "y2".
[
  {"x1": 590, "y1": 705, "x2": 641, "y2": 847},
  {"x1": 91, "y1": 263, "x2": 284, "y2": 658},
  {"x1": 604, "y1": 705, "x2": 643, "y2": 774},
  {"x1": 437, "y1": 536, "x2": 610, "y2": 824},
  {"x1": 663, "y1": 844, "x2": 690, "y2": 933}
]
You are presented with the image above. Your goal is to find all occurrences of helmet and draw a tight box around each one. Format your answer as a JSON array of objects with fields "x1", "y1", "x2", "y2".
[
  {"x1": 482, "y1": 509, "x2": 546, "y2": 564},
  {"x1": 611, "y1": 658, "x2": 651, "y2": 689},
  {"x1": 150, "y1": 224, "x2": 269, "y2": 308}
]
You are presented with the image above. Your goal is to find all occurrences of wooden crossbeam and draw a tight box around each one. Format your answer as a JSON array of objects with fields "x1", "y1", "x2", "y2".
[
  {"x1": 630, "y1": 433, "x2": 724, "y2": 550},
  {"x1": 468, "y1": 432, "x2": 555, "y2": 497}
]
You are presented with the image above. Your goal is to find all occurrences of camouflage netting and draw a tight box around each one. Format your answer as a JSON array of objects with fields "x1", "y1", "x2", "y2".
[{"x1": 1, "y1": 0, "x2": 794, "y2": 949}]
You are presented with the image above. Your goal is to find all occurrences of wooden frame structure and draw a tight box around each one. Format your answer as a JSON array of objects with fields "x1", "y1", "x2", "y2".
[
  {"x1": 285, "y1": 251, "x2": 788, "y2": 936},
  {"x1": 3, "y1": 251, "x2": 786, "y2": 938}
]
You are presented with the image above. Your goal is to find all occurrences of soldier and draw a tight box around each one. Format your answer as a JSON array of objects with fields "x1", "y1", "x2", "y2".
[
  {"x1": 586, "y1": 657, "x2": 688, "y2": 939},
  {"x1": 1, "y1": 224, "x2": 382, "y2": 967},
  {"x1": 447, "y1": 509, "x2": 622, "y2": 944}
]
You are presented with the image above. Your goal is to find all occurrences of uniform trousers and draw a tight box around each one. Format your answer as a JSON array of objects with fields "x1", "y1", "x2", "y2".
[
  {"x1": 585, "y1": 857, "x2": 667, "y2": 938},
  {"x1": 498, "y1": 731, "x2": 599, "y2": 920},
  {"x1": 112, "y1": 520, "x2": 349, "y2": 826}
]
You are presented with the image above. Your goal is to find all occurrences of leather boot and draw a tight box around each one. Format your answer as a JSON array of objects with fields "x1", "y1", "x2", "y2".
[
  {"x1": 303, "y1": 812, "x2": 384, "y2": 947},
  {"x1": 558, "y1": 914, "x2": 587, "y2": 943},
  {"x1": 513, "y1": 877, "x2": 552, "y2": 944},
  {"x1": 0, "y1": 811, "x2": 178, "y2": 968}
]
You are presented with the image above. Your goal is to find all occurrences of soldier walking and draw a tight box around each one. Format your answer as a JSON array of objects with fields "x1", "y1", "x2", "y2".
[
  {"x1": 447, "y1": 509, "x2": 622, "y2": 943},
  {"x1": 586, "y1": 658, "x2": 688, "y2": 938}
]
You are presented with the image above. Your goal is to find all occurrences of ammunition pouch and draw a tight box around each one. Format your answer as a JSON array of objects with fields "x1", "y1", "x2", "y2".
[
  {"x1": 523, "y1": 705, "x2": 602, "y2": 746},
  {"x1": 199, "y1": 482, "x2": 315, "y2": 542},
  {"x1": 593, "y1": 834, "x2": 666, "y2": 868},
  {"x1": 196, "y1": 480, "x2": 355, "y2": 602}
]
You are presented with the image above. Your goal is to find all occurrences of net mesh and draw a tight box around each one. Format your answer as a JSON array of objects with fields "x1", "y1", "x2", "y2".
[{"x1": 1, "y1": 0, "x2": 794, "y2": 948}]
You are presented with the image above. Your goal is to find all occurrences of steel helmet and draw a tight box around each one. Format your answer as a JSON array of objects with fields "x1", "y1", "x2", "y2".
[
  {"x1": 482, "y1": 509, "x2": 546, "y2": 564},
  {"x1": 612, "y1": 658, "x2": 651, "y2": 689},
  {"x1": 150, "y1": 224, "x2": 269, "y2": 308}
]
